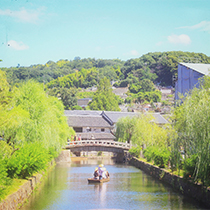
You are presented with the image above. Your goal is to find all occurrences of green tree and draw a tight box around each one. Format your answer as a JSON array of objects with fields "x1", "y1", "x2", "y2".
[
  {"x1": 172, "y1": 77, "x2": 210, "y2": 186},
  {"x1": 88, "y1": 77, "x2": 120, "y2": 111},
  {"x1": 3, "y1": 80, "x2": 73, "y2": 154},
  {"x1": 48, "y1": 87, "x2": 77, "y2": 110},
  {"x1": 116, "y1": 114, "x2": 173, "y2": 147}
]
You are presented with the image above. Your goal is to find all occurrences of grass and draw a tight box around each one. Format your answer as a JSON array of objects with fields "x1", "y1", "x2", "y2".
[
  {"x1": 0, "y1": 178, "x2": 27, "y2": 201},
  {"x1": 0, "y1": 160, "x2": 56, "y2": 202}
]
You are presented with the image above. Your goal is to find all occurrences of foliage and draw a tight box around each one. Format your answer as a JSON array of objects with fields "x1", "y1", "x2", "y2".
[
  {"x1": 129, "y1": 146, "x2": 141, "y2": 158},
  {"x1": 48, "y1": 87, "x2": 78, "y2": 110},
  {"x1": 121, "y1": 51, "x2": 210, "y2": 86},
  {"x1": 88, "y1": 77, "x2": 120, "y2": 111},
  {"x1": 115, "y1": 116, "x2": 138, "y2": 143},
  {"x1": 116, "y1": 114, "x2": 174, "y2": 147},
  {"x1": 77, "y1": 90, "x2": 95, "y2": 99},
  {"x1": 72, "y1": 105, "x2": 83, "y2": 110},
  {"x1": 0, "y1": 155, "x2": 11, "y2": 200},
  {"x1": 2, "y1": 51, "x2": 209, "y2": 89},
  {"x1": 0, "y1": 142, "x2": 12, "y2": 200},
  {"x1": 183, "y1": 154, "x2": 198, "y2": 179},
  {"x1": 143, "y1": 146, "x2": 170, "y2": 168},
  {"x1": 0, "y1": 75, "x2": 75, "y2": 200},
  {"x1": 97, "y1": 151, "x2": 102, "y2": 156},
  {"x1": 127, "y1": 90, "x2": 161, "y2": 104},
  {"x1": 129, "y1": 79, "x2": 155, "y2": 94},
  {"x1": 6, "y1": 143, "x2": 50, "y2": 179},
  {"x1": 172, "y1": 75, "x2": 210, "y2": 186}
]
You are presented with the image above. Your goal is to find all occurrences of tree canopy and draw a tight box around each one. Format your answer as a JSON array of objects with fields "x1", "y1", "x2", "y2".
[
  {"x1": 1, "y1": 51, "x2": 209, "y2": 88},
  {"x1": 88, "y1": 77, "x2": 120, "y2": 111}
]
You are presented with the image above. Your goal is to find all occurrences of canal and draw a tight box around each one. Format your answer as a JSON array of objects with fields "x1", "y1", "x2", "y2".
[{"x1": 21, "y1": 158, "x2": 205, "y2": 210}]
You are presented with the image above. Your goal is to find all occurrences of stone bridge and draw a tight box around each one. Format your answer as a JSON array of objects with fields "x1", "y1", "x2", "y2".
[{"x1": 66, "y1": 140, "x2": 131, "y2": 154}]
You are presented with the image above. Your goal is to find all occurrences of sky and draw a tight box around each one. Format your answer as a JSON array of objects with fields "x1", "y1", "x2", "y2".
[{"x1": 0, "y1": 0, "x2": 210, "y2": 68}]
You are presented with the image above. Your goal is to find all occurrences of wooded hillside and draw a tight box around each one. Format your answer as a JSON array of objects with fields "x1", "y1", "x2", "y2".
[{"x1": 2, "y1": 51, "x2": 210, "y2": 88}]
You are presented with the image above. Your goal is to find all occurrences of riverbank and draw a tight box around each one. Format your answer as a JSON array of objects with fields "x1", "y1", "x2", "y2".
[
  {"x1": 0, "y1": 160, "x2": 55, "y2": 210},
  {"x1": 0, "y1": 150, "x2": 111, "y2": 210},
  {"x1": 129, "y1": 157, "x2": 210, "y2": 209},
  {"x1": 0, "y1": 149, "x2": 72, "y2": 210}
]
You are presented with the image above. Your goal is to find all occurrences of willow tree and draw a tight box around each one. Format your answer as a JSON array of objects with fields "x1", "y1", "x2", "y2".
[
  {"x1": 3, "y1": 80, "x2": 74, "y2": 154},
  {"x1": 172, "y1": 75, "x2": 210, "y2": 186},
  {"x1": 115, "y1": 114, "x2": 173, "y2": 147}
]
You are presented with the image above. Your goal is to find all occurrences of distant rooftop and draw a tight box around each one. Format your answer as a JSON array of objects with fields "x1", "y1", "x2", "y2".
[
  {"x1": 64, "y1": 110, "x2": 169, "y2": 125},
  {"x1": 179, "y1": 63, "x2": 210, "y2": 76},
  {"x1": 67, "y1": 114, "x2": 112, "y2": 127}
]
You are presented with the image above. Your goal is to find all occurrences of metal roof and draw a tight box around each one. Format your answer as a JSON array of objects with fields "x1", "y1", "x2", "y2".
[{"x1": 179, "y1": 63, "x2": 210, "y2": 76}]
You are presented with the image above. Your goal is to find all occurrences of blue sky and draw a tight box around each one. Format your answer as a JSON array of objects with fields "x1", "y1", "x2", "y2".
[{"x1": 0, "y1": 0, "x2": 210, "y2": 68}]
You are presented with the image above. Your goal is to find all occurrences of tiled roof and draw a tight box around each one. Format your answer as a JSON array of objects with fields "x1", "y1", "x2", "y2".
[
  {"x1": 112, "y1": 87, "x2": 128, "y2": 95},
  {"x1": 64, "y1": 110, "x2": 101, "y2": 116},
  {"x1": 64, "y1": 110, "x2": 169, "y2": 125},
  {"x1": 67, "y1": 115, "x2": 113, "y2": 127},
  {"x1": 103, "y1": 111, "x2": 139, "y2": 123},
  {"x1": 77, "y1": 98, "x2": 92, "y2": 106},
  {"x1": 151, "y1": 113, "x2": 169, "y2": 124},
  {"x1": 103, "y1": 111, "x2": 169, "y2": 124}
]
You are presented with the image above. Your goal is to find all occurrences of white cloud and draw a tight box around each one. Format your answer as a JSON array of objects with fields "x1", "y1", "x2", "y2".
[
  {"x1": 167, "y1": 34, "x2": 191, "y2": 45},
  {"x1": 7, "y1": 40, "x2": 29, "y2": 50},
  {"x1": 130, "y1": 50, "x2": 139, "y2": 56},
  {"x1": 0, "y1": 7, "x2": 44, "y2": 23},
  {"x1": 123, "y1": 50, "x2": 140, "y2": 57},
  {"x1": 156, "y1": 41, "x2": 163, "y2": 46},
  {"x1": 179, "y1": 21, "x2": 210, "y2": 32}
]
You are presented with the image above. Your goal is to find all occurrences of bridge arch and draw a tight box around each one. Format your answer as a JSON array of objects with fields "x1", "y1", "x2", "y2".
[{"x1": 66, "y1": 140, "x2": 131, "y2": 155}]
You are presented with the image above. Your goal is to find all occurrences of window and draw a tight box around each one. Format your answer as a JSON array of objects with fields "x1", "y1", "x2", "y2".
[
  {"x1": 101, "y1": 128, "x2": 105, "y2": 132},
  {"x1": 73, "y1": 127, "x2": 82, "y2": 132},
  {"x1": 86, "y1": 127, "x2": 91, "y2": 132}
]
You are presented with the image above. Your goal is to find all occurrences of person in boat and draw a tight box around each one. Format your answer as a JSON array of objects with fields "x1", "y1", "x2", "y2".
[
  {"x1": 106, "y1": 171, "x2": 110, "y2": 178},
  {"x1": 98, "y1": 164, "x2": 109, "y2": 179},
  {"x1": 94, "y1": 167, "x2": 99, "y2": 179}
]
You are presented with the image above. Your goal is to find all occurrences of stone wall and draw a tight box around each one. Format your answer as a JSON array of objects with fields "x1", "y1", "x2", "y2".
[
  {"x1": 0, "y1": 173, "x2": 43, "y2": 210},
  {"x1": 55, "y1": 150, "x2": 71, "y2": 163},
  {"x1": 0, "y1": 158, "x2": 57, "y2": 210},
  {"x1": 129, "y1": 157, "x2": 210, "y2": 208}
]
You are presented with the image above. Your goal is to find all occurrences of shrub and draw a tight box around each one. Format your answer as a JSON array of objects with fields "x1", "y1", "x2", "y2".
[
  {"x1": 0, "y1": 155, "x2": 11, "y2": 200},
  {"x1": 143, "y1": 146, "x2": 170, "y2": 168},
  {"x1": 129, "y1": 146, "x2": 141, "y2": 158},
  {"x1": 97, "y1": 151, "x2": 102, "y2": 156},
  {"x1": 143, "y1": 146, "x2": 156, "y2": 162},
  {"x1": 7, "y1": 143, "x2": 51, "y2": 179},
  {"x1": 183, "y1": 154, "x2": 198, "y2": 178},
  {"x1": 153, "y1": 148, "x2": 170, "y2": 168}
]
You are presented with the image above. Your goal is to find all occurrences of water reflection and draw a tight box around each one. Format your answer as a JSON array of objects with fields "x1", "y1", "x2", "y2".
[{"x1": 21, "y1": 158, "x2": 206, "y2": 210}]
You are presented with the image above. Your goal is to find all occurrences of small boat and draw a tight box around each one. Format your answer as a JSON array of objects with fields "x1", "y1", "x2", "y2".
[{"x1": 87, "y1": 177, "x2": 110, "y2": 183}]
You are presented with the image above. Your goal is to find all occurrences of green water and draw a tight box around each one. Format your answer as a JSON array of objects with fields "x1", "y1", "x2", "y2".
[{"x1": 21, "y1": 159, "x2": 206, "y2": 210}]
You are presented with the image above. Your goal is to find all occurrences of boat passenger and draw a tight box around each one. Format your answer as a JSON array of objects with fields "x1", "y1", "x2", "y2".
[
  {"x1": 94, "y1": 167, "x2": 99, "y2": 179},
  {"x1": 98, "y1": 164, "x2": 105, "y2": 180}
]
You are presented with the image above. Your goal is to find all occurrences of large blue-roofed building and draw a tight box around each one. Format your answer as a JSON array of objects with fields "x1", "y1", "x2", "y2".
[{"x1": 175, "y1": 63, "x2": 210, "y2": 101}]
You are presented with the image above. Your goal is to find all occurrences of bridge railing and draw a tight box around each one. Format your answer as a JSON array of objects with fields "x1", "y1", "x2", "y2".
[{"x1": 66, "y1": 140, "x2": 131, "y2": 150}]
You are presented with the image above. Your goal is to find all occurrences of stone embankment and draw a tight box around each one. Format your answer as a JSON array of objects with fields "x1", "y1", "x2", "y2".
[
  {"x1": 129, "y1": 157, "x2": 210, "y2": 209},
  {"x1": 0, "y1": 150, "x2": 70, "y2": 210}
]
